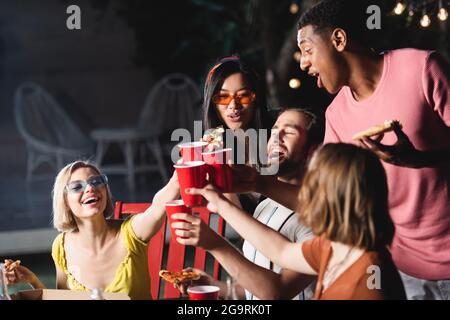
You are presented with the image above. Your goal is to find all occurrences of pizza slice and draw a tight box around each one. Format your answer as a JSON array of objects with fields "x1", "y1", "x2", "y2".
[
  {"x1": 202, "y1": 126, "x2": 225, "y2": 151},
  {"x1": 352, "y1": 120, "x2": 402, "y2": 141},
  {"x1": 159, "y1": 269, "x2": 201, "y2": 285},
  {"x1": 4, "y1": 259, "x2": 21, "y2": 272}
]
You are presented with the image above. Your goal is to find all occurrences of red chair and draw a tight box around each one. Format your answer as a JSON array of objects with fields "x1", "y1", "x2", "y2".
[{"x1": 113, "y1": 201, "x2": 226, "y2": 299}]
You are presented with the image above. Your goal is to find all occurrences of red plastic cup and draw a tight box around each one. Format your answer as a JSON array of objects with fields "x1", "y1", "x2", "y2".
[
  {"x1": 202, "y1": 148, "x2": 233, "y2": 192},
  {"x1": 187, "y1": 285, "x2": 220, "y2": 300},
  {"x1": 174, "y1": 161, "x2": 209, "y2": 207},
  {"x1": 165, "y1": 200, "x2": 192, "y2": 239},
  {"x1": 178, "y1": 141, "x2": 208, "y2": 162}
]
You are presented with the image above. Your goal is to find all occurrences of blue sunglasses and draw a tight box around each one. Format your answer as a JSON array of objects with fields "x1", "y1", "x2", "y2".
[{"x1": 66, "y1": 174, "x2": 108, "y2": 193}]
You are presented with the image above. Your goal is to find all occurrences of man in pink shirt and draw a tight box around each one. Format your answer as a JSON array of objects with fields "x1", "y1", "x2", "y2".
[
  {"x1": 296, "y1": 0, "x2": 450, "y2": 299},
  {"x1": 228, "y1": 0, "x2": 448, "y2": 300}
]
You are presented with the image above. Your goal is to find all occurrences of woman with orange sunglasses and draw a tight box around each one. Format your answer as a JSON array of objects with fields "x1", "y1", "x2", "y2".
[
  {"x1": 202, "y1": 56, "x2": 274, "y2": 213},
  {"x1": 203, "y1": 56, "x2": 272, "y2": 135}
]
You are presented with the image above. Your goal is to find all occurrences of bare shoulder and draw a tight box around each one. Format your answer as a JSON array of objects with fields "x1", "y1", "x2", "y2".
[
  {"x1": 61, "y1": 231, "x2": 80, "y2": 257},
  {"x1": 63, "y1": 231, "x2": 75, "y2": 245}
]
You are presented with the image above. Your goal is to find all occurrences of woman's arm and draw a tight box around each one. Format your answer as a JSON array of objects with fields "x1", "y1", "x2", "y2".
[
  {"x1": 4, "y1": 261, "x2": 46, "y2": 289},
  {"x1": 29, "y1": 273, "x2": 46, "y2": 290},
  {"x1": 205, "y1": 234, "x2": 315, "y2": 299},
  {"x1": 223, "y1": 193, "x2": 242, "y2": 209},
  {"x1": 131, "y1": 171, "x2": 180, "y2": 242},
  {"x1": 175, "y1": 187, "x2": 317, "y2": 276},
  {"x1": 172, "y1": 216, "x2": 314, "y2": 299},
  {"x1": 55, "y1": 265, "x2": 68, "y2": 290}
]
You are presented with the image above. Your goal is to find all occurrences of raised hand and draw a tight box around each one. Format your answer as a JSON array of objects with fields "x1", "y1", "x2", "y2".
[
  {"x1": 184, "y1": 184, "x2": 229, "y2": 213},
  {"x1": 170, "y1": 212, "x2": 222, "y2": 250},
  {"x1": 152, "y1": 170, "x2": 180, "y2": 205}
]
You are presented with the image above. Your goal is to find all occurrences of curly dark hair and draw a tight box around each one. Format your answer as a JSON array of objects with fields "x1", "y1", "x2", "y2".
[{"x1": 298, "y1": 0, "x2": 378, "y2": 47}]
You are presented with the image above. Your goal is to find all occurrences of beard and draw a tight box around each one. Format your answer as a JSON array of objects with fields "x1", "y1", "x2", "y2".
[{"x1": 268, "y1": 154, "x2": 303, "y2": 178}]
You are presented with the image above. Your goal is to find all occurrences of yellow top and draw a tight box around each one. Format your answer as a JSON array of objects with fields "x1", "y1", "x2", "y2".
[{"x1": 51, "y1": 216, "x2": 151, "y2": 300}]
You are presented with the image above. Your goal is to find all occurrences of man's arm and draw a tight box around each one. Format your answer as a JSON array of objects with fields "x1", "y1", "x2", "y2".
[
  {"x1": 359, "y1": 126, "x2": 450, "y2": 168},
  {"x1": 424, "y1": 51, "x2": 450, "y2": 126},
  {"x1": 176, "y1": 188, "x2": 317, "y2": 276},
  {"x1": 215, "y1": 195, "x2": 315, "y2": 275},
  {"x1": 419, "y1": 52, "x2": 450, "y2": 166},
  {"x1": 360, "y1": 52, "x2": 450, "y2": 167},
  {"x1": 173, "y1": 217, "x2": 315, "y2": 300},
  {"x1": 208, "y1": 235, "x2": 314, "y2": 299},
  {"x1": 256, "y1": 176, "x2": 300, "y2": 211},
  {"x1": 230, "y1": 165, "x2": 300, "y2": 211}
]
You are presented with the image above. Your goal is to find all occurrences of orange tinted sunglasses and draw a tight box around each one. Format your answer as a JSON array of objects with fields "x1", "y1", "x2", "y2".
[{"x1": 212, "y1": 92, "x2": 256, "y2": 105}]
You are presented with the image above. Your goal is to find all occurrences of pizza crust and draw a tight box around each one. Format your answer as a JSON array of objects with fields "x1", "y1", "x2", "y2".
[
  {"x1": 159, "y1": 269, "x2": 201, "y2": 285},
  {"x1": 352, "y1": 120, "x2": 402, "y2": 140},
  {"x1": 4, "y1": 259, "x2": 21, "y2": 272}
]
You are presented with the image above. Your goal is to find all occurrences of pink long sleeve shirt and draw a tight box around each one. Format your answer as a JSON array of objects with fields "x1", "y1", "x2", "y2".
[{"x1": 324, "y1": 48, "x2": 450, "y2": 280}]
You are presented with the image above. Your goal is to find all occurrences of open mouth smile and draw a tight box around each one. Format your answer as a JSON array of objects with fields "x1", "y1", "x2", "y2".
[{"x1": 81, "y1": 196, "x2": 99, "y2": 205}]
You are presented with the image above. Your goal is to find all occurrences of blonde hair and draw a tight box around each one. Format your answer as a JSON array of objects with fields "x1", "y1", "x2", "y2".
[
  {"x1": 52, "y1": 160, "x2": 114, "y2": 232},
  {"x1": 297, "y1": 143, "x2": 394, "y2": 250}
]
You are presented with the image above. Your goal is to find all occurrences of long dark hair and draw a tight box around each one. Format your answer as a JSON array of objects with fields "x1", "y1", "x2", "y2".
[{"x1": 203, "y1": 56, "x2": 269, "y2": 131}]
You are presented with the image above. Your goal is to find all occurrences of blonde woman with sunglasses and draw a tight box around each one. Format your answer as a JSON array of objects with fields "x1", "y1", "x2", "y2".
[{"x1": 4, "y1": 160, "x2": 179, "y2": 300}]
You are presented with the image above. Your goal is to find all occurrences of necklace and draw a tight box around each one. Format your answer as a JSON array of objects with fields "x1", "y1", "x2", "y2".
[{"x1": 322, "y1": 247, "x2": 354, "y2": 291}]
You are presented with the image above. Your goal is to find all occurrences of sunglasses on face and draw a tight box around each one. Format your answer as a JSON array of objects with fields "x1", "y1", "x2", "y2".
[
  {"x1": 66, "y1": 174, "x2": 108, "y2": 193},
  {"x1": 212, "y1": 92, "x2": 256, "y2": 106}
]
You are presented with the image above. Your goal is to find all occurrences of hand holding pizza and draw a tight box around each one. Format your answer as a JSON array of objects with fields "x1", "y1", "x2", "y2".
[
  {"x1": 352, "y1": 120, "x2": 402, "y2": 141},
  {"x1": 159, "y1": 269, "x2": 202, "y2": 290},
  {"x1": 354, "y1": 120, "x2": 425, "y2": 168},
  {"x1": 170, "y1": 268, "x2": 213, "y2": 295},
  {"x1": 3, "y1": 259, "x2": 36, "y2": 285}
]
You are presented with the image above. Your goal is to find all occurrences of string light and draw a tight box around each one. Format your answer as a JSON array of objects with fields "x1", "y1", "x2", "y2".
[
  {"x1": 293, "y1": 51, "x2": 301, "y2": 62},
  {"x1": 290, "y1": 3, "x2": 299, "y2": 15},
  {"x1": 438, "y1": 7, "x2": 449, "y2": 20},
  {"x1": 394, "y1": 1, "x2": 406, "y2": 15},
  {"x1": 394, "y1": 0, "x2": 450, "y2": 22},
  {"x1": 438, "y1": 0, "x2": 449, "y2": 21},
  {"x1": 289, "y1": 78, "x2": 301, "y2": 89},
  {"x1": 420, "y1": 9, "x2": 431, "y2": 27}
]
